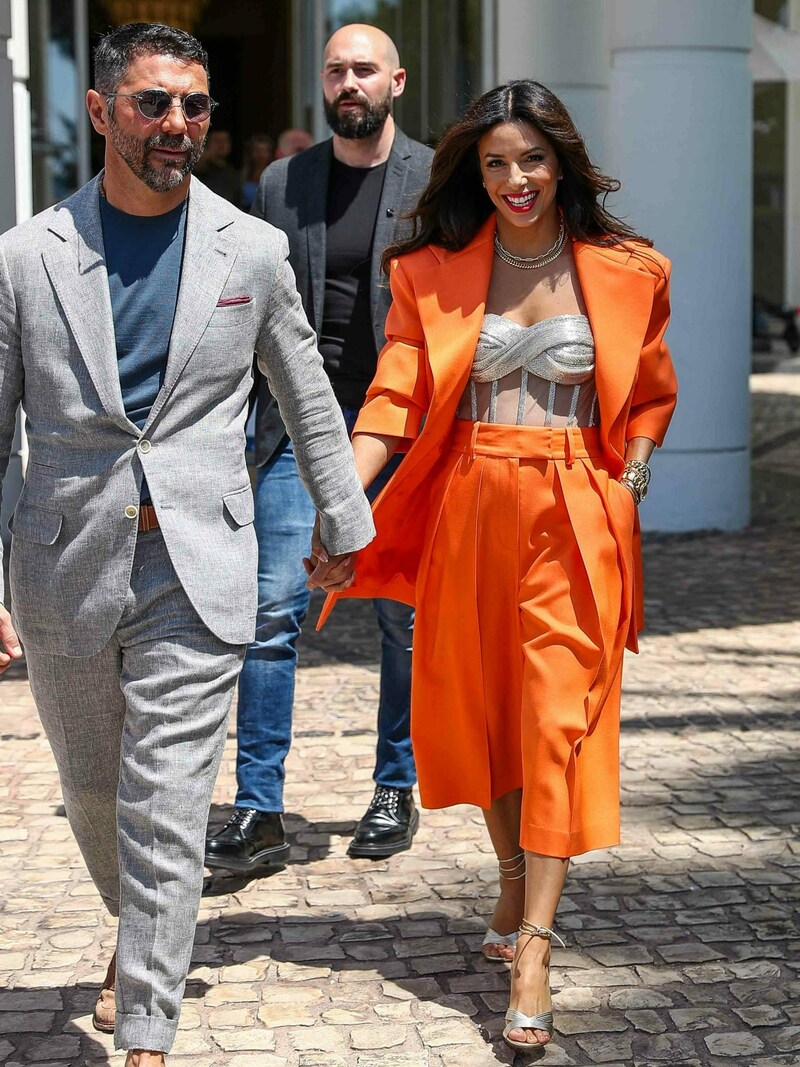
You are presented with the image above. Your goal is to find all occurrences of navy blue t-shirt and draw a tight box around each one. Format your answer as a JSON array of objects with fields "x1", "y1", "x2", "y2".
[{"x1": 99, "y1": 195, "x2": 187, "y2": 500}]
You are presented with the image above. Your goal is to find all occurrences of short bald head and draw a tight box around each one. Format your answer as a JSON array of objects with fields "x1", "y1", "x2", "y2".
[
  {"x1": 323, "y1": 24, "x2": 400, "y2": 71},
  {"x1": 322, "y1": 23, "x2": 406, "y2": 143}
]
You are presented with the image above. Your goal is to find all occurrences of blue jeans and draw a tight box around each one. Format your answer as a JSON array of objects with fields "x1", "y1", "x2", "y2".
[{"x1": 235, "y1": 419, "x2": 415, "y2": 813}]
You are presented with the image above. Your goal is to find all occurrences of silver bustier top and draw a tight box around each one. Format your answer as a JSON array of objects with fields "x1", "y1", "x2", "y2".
[{"x1": 460, "y1": 313, "x2": 599, "y2": 427}]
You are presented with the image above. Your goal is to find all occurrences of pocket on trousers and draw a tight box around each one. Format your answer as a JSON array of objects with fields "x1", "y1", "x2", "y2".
[
  {"x1": 11, "y1": 502, "x2": 63, "y2": 545},
  {"x1": 222, "y1": 486, "x2": 255, "y2": 527}
]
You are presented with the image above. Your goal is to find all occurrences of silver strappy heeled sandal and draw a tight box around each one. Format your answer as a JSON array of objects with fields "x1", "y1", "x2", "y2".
[
  {"x1": 481, "y1": 851, "x2": 525, "y2": 962},
  {"x1": 502, "y1": 918, "x2": 566, "y2": 1051}
]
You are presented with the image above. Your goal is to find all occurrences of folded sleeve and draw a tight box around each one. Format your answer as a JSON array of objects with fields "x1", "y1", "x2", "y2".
[
  {"x1": 354, "y1": 256, "x2": 431, "y2": 447},
  {"x1": 255, "y1": 232, "x2": 375, "y2": 556},
  {"x1": 626, "y1": 256, "x2": 678, "y2": 446}
]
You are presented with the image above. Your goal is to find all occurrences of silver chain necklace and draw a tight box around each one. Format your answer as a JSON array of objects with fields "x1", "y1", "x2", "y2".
[{"x1": 493, "y1": 218, "x2": 566, "y2": 270}]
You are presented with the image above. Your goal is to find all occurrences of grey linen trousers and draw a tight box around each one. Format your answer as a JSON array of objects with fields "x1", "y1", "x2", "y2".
[{"x1": 25, "y1": 529, "x2": 245, "y2": 1052}]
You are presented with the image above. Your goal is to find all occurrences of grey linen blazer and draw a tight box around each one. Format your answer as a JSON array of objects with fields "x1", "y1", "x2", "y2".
[
  {"x1": 250, "y1": 128, "x2": 433, "y2": 466},
  {"x1": 0, "y1": 176, "x2": 374, "y2": 655}
]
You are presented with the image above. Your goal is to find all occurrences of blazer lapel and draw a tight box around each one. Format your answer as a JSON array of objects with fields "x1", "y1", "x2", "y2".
[
  {"x1": 302, "y1": 144, "x2": 330, "y2": 337},
  {"x1": 144, "y1": 180, "x2": 237, "y2": 429},
  {"x1": 573, "y1": 242, "x2": 655, "y2": 446},
  {"x1": 42, "y1": 180, "x2": 136, "y2": 434},
  {"x1": 415, "y1": 216, "x2": 496, "y2": 406},
  {"x1": 372, "y1": 133, "x2": 411, "y2": 305}
]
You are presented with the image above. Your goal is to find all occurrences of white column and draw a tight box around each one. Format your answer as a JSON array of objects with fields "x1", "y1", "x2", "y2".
[
  {"x1": 495, "y1": 0, "x2": 610, "y2": 164},
  {"x1": 610, "y1": 0, "x2": 752, "y2": 531}
]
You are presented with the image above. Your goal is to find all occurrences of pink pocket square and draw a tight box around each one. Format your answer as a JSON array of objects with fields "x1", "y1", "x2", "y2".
[{"x1": 217, "y1": 295, "x2": 252, "y2": 306}]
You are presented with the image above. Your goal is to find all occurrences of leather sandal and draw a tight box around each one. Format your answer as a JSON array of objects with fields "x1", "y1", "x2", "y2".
[
  {"x1": 92, "y1": 952, "x2": 116, "y2": 1033},
  {"x1": 502, "y1": 920, "x2": 566, "y2": 1051}
]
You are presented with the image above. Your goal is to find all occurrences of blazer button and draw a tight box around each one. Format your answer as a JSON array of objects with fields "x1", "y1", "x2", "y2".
[
  {"x1": 124, "y1": 505, "x2": 138, "y2": 519},
  {"x1": 138, "y1": 439, "x2": 152, "y2": 453}
]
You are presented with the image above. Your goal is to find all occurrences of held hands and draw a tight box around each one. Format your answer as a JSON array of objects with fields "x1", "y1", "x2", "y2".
[
  {"x1": 303, "y1": 513, "x2": 357, "y2": 592},
  {"x1": 0, "y1": 604, "x2": 22, "y2": 674}
]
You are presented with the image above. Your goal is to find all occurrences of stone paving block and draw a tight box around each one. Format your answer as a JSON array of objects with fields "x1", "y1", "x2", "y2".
[
  {"x1": 668, "y1": 1007, "x2": 729, "y2": 1030},
  {"x1": 418, "y1": 1019, "x2": 479, "y2": 1047},
  {"x1": 607, "y1": 988, "x2": 673, "y2": 1009},
  {"x1": 574, "y1": 1032, "x2": 633, "y2": 1062},
  {"x1": 733, "y1": 1004, "x2": 789, "y2": 1027},
  {"x1": 772, "y1": 1026, "x2": 800, "y2": 1052},
  {"x1": 349, "y1": 1024, "x2": 408, "y2": 1049},
  {"x1": 0, "y1": 991, "x2": 62, "y2": 1011},
  {"x1": 289, "y1": 1025, "x2": 347, "y2": 1051},
  {"x1": 624, "y1": 1009, "x2": 667, "y2": 1033},
  {"x1": 18, "y1": 1035, "x2": 81, "y2": 1061},
  {"x1": 224, "y1": 1055, "x2": 285, "y2": 1067},
  {"x1": 375, "y1": 1000, "x2": 416, "y2": 1021},
  {"x1": 211, "y1": 1029, "x2": 278, "y2": 1054},
  {"x1": 704, "y1": 1031, "x2": 766, "y2": 1056},
  {"x1": 637, "y1": 1032, "x2": 701, "y2": 1061},
  {"x1": 0, "y1": 1012, "x2": 54, "y2": 1033},
  {"x1": 355, "y1": 1055, "x2": 429, "y2": 1067},
  {"x1": 557, "y1": 1012, "x2": 629, "y2": 1035}
]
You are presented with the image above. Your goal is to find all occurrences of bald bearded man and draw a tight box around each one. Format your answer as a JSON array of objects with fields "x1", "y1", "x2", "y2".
[{"x1": 205, "y1": 25, "x2": 432, "y2": 869}]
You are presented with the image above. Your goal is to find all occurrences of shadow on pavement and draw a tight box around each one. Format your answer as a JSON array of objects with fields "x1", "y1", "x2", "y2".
[{"x1": 185, "y1": 740, "x2": 798, "y2": 1064}]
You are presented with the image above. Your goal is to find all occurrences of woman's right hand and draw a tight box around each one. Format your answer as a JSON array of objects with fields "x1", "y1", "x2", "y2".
[{"x1": 303, "y1": 513, "x2": 357, "y2": 591}]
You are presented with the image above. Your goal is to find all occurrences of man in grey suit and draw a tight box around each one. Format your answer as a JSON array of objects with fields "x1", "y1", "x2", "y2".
[
  {"x1": 0, "y1": 22, "x2": 373, "y2": 1067},
  {"x1": 205, "y1": 24, "x2": 433, "y2": 872}
]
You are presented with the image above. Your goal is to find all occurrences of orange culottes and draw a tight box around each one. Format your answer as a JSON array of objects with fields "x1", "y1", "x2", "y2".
[{"x1": 411, "y1": 420, "x2": 636, "y2": 858}]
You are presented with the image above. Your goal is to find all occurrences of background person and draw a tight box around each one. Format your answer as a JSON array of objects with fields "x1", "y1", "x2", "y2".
[
  {"x1": 275, "y1": 127, "x2": 313, "y2": 158},
  {"x1": 240, "y1": 132, "x2": 274, "y2": 211},
  {"x1": 205, "y1": 23, "x2": 432, "y2": 871},
  {"x1": 314, "y1": 79, "x2": 677, "y2": 1053},
  {"x1": 0, "y1": 21, "x2": 373, "y2": 1066},
  {"x1": 195, "y1": 126, "x2": 240, "y2": 204}
]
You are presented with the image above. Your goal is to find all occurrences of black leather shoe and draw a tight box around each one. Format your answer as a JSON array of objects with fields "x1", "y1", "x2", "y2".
[
  {"x1": 348, "y1": 786, "x2": 419, "y2": 859},
  {"x1": 205, "y1": 809, "x2": 290, "y2": 871}
]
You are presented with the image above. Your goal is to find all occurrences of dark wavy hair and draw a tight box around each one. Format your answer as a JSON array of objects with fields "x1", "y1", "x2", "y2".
[{"x1": 383, "y1": 79, "x2": 650, "y2": 271}]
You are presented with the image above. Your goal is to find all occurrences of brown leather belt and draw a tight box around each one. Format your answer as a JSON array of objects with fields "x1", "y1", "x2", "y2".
[{"x1": 138, "y1": 504, "x2": 160, "y2": 533}]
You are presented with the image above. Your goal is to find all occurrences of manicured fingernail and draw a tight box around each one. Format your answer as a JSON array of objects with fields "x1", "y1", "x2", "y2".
[{"x1": 318, "y1": 550, "x2": 329, "y2": 563}]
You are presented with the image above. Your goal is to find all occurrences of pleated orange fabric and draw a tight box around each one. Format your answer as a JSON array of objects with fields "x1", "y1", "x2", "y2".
[{"x1": 412, "y1": 421, "x2": 634, "y2": 857}]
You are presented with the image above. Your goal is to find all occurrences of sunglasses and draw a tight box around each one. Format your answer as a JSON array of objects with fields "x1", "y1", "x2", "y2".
[{"x1": 105, "y1": 89, "x2": 218, "y2": 122}]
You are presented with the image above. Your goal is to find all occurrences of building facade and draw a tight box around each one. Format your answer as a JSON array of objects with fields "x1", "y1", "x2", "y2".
[{"x1": 1, "y1": 1, "x2": 766, "y2": 538}]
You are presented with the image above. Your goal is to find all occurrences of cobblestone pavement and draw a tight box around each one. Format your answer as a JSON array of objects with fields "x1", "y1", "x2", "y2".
[{"x1": 1, "y1": 375, "x2": 799, "y2": 1067}]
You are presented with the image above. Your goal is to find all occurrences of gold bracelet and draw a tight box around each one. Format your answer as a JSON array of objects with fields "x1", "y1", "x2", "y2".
[{"x1": 619, "y1": 460, "x2": 651, "y2": 506}]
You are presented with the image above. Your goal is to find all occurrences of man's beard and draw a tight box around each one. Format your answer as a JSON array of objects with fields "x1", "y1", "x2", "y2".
[
  {"x1": 108, "y1": 117, "x2": 206, "y2": 192},
  {"x1": 324, "y1": 88, "x2": 393, "y2": 140}
]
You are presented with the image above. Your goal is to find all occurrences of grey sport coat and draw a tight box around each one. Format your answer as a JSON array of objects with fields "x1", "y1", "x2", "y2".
[
  {"x1": 0, "y1": 175, "x2": 374, "y2": 655},
  {"x1": 250, "y1": 127, "x2": 433, "y2": 466}
]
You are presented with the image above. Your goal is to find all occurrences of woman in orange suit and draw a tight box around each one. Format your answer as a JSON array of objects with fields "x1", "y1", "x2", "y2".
[{"x1": 309, "y1": 80, "x2": 677, "y2": 1052}]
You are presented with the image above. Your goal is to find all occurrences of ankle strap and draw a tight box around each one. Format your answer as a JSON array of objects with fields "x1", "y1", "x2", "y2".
[
  {"x1": 519, "y1": 917, "x2": 566, "y2": 949},
  {"x1": 498, "y1": 851, "x2": 525, "y2": 880}
]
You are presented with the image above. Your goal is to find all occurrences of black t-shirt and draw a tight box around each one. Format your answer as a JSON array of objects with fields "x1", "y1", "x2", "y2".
[{"x1": 320, "y1": 158, "x2": 387, "y2": 408}]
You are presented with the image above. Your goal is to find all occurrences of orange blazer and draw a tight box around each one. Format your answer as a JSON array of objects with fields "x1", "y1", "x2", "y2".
[{"x1": 320, "y1": 215, "x2": 677, "y2": 649}]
